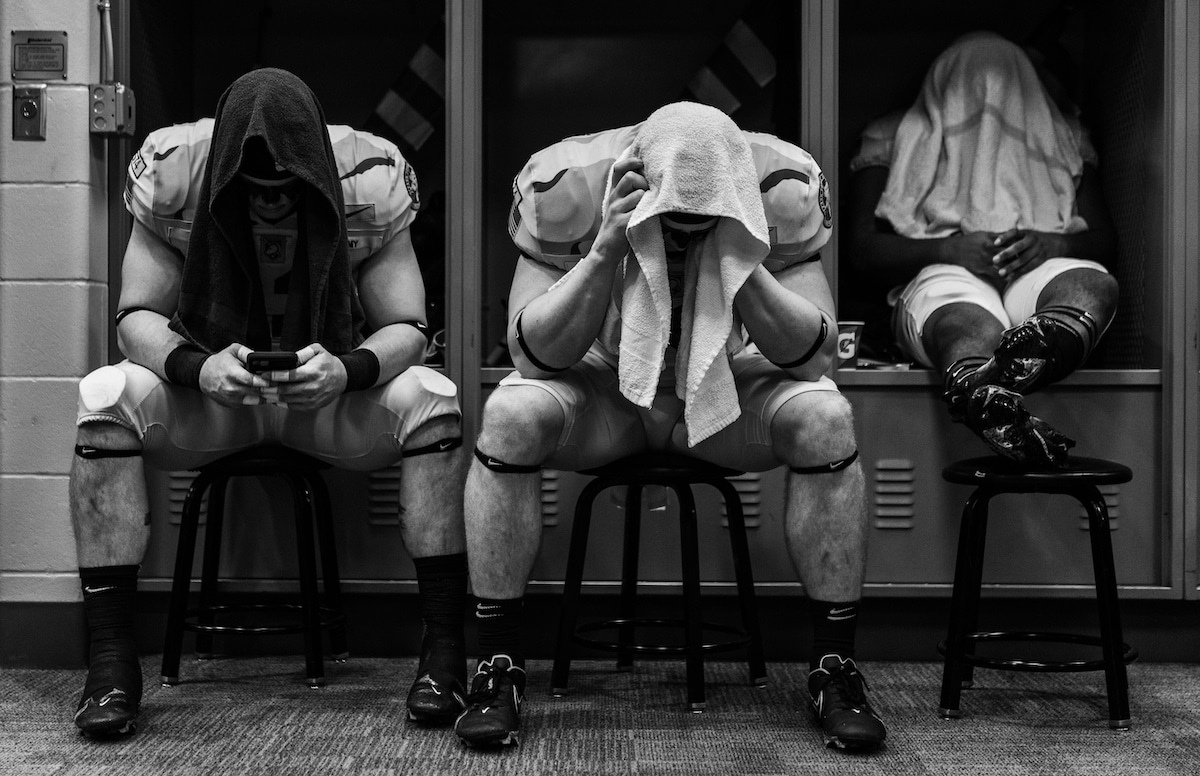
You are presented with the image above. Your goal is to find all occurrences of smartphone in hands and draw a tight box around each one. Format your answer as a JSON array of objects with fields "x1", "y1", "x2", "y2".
[{"x1": 246, "y1": 351, "x2": 299, "y2": 373}]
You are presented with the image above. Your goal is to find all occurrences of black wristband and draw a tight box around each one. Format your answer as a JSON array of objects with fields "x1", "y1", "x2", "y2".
[
  {"x1": 769, "y1": 318, "x2": 828, "y2": 370},
  {"x1": 163, "y1": 344, "x2": 209, "y2": 388},
  {"x1": 338, "y1": 349, "x2": 380, "y2": 392}
]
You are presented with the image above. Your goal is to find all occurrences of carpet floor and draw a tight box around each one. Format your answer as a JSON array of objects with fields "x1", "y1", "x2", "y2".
[{"x1": 2, "y1": 657, "x2": 1198, "y2": 775}]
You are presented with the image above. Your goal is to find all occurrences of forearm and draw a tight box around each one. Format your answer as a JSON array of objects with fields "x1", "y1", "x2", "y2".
[
  {"x1": 509, "y1": 253, "x2": 620, "y2": 377},
  {"x1": 355, "y1": 323, "x2": 429, "y2": 384},
  {"x1": 116, "y1": 310, "x2": 192, "y2": 380},
  {"x1": 735, "y1": 266, "x2": 835, "y2": 381},
  {"x1": 852, "y1": 229, "x2": 951, "y2": 287}
]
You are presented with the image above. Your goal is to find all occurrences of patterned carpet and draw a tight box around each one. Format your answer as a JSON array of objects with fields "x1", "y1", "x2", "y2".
[{"x1": 2, "y1": 657, "x2": 1198, "y2": 775}]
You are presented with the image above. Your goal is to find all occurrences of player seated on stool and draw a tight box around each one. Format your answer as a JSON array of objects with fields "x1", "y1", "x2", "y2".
[
  {"x1": 70, "y1": 69, "x2": 468, "y2": 737},
  {"x1": 455, "y1": 102, "x2": 886, "y2": 752},
  {"x1": 846, "y1": 31, "x2": 1118, "y2": 467}
]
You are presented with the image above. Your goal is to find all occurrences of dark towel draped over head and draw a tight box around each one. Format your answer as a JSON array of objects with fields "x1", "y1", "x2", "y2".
[{"x1": 169, "y1": 67, "x2": 366, "y2": 354}]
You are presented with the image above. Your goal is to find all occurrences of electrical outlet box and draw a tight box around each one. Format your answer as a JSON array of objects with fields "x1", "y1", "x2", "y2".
[
  {"x1": 89, "y1": 82, "x2": 136, "y2": 136},
  {"x1": 13, "y1": 85, "x2": 46, "y2": 141}
]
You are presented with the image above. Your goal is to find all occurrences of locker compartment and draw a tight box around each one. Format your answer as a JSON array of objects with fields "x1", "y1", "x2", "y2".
[{"x1": 836, "y1": 0, "x2": 1165, "y2": 367}]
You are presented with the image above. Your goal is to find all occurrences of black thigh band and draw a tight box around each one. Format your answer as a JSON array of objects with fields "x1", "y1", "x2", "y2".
[
  {"x1": 401, "y1": 437, "x2": 463, "y2": 458},
  {"x1": 514, "y1": 309, "x2": 569, "y2": 373},
  {"x1": 789, "y1": 449, "x2": 858, "y2": 475},
  {"x1": 473, "y1": 446, "x2": 541, "y2": 474},
  {"x1": 75, "y1": 445, "x2": 141, "y2": 460},
  {"x1": 769, "y1": 318, "x2": 828, "y2": 370}
]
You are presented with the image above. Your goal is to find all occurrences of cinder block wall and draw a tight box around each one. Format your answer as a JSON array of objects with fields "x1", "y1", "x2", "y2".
[{"x1": 0, "y1": 1, "x2": 108, "y2": 613}]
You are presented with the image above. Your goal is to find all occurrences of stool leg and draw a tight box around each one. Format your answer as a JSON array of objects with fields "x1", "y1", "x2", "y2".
[
  {"x1": 675, "y1": 484, "x2": 706, "y2": 712},
  {"x1": 1082, "y1": 485, "x2": 1132, "y2": 729},
  {"x1": 960, "y1": 491, "x2": 991, "y2": 689},
  {"x1": 289, "y1": 473, "x2": 325, "y2": 688},
  {"x1": 939, "y1": 488, "x2": 990, "y2": 717},
  {"x1": 552, "y1": 477, "x2": 605, "y2": 696},
  {"x1": 162, "y1": 472, "x2": 212, "y2": 685},
  {"x1": 716, "y1": 478, "x2": 767, "y2": 687},
  {"x1": 195, "y1": 477, "x2": 228, "y2": 659},
  {"x1": 308, "y1": 470, "x2": 347, "y2": 660},
  {"x1": 617, "y1": 484, "x2": 643, "y2": 670}
]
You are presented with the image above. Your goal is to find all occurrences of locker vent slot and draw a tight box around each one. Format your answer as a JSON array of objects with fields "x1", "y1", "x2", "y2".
[
  {"x1": 167, "y1": 471, "x2": 203, "y2": 525},
  {"x1": 367, "y1": 463, "x2": 403, "y2": 525},
  {"x1": 720, "y1": 471, "x2": 762, "y2": 529},
  {"x1": 1078, "y1": 484, "x2": 1121, "y2": 531},
  {"x1": 541, "y1": 469, "x2": 560, "y2": 527},
  {"x1": 873, "y1": 458, "x2": 915, "y2": 529}
]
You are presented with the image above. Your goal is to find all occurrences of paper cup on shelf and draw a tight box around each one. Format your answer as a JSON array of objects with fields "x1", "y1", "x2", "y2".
[{"x1": 836, "y1": 321, "x2": 864, "y2": 369}]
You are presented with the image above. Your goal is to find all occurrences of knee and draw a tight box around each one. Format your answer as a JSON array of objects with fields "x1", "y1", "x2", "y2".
[
  {"x1": 775, "y1": 392, "x2": 858, "y2": 467},
  {"x1": 76, "y1": 420, "x2": 140, "y2": 449},
  {"x1": 477, "y1": 386, "x2": 562, "y2": 460}
]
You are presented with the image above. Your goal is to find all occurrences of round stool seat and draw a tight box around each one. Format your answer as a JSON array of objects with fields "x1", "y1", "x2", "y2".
[
  {"x1": 581, "y1": 453, "x2": 742, "y2": 482},
  {"x1": 943, "y1": 455, "x2": 1132, "y2": 490}
]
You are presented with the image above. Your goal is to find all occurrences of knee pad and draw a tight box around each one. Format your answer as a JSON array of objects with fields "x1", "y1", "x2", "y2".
[
  {"x1": 78, "y1": 365, "x2": 128, "y2": 413},
  {"x1": 473, "y1": 446, "x2": 541, "y2": 474},
  {"x1": 401, "y1": 437, "x2": 463, "y2": 458},
  {"x1": 789, "y1": 449, "x2": 858, "y2": 475},
  {"x1": 75, "y1": 445, "x2": 141, "y2": 460}
]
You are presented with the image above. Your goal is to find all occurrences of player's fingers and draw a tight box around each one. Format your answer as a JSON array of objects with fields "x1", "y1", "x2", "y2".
[{"x1": 295, "y1": 345, "x2": 317, "y2": 364}]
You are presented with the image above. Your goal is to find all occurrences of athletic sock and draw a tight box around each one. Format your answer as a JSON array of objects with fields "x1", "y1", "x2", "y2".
[
  {"x1": 79, "y1": 565, "x2": 143, "y2": 704},
  {"x1": 474, "y1": 596, "x2": 525, "y2": 669},
  {"x1": 412, "y1": 553, "x2": 468, "y2": 683},
  {"x1": 809, "y1": 598, "x2": 860, "y2": 670}
]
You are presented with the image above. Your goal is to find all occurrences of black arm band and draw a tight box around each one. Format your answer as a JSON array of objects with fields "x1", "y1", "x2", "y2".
[
  {"x1": 515, "y1": 309, "x2": 569, "y2": 373},
  {"x1": 338, "y1": 349, "x2": 380, "y2": 392},
  {"x1": 164, "y1": 344, "x2": 209, "y2": 388},
  {"x1": 114, "y1": 306, "x2": 159, "y2": 327},
  {"x1": 769, "y1": 318, "x2": 828, "y2": 370}
]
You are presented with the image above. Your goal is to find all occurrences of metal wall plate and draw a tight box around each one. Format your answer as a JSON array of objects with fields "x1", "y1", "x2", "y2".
[{"x1": 11, "y1": 31, "x2": 67, "y2": 81}]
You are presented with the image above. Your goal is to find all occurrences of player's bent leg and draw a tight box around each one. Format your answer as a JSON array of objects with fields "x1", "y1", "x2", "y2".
[
  {"x1": 771, "y1": 393, "x2": 885, "y2": 751},
  {"x1": 70, "y1": 420, "x2": 148, "y2": 738},
  {"x1": 457, "y1": 385, "x2": 563, "y2": 748}
]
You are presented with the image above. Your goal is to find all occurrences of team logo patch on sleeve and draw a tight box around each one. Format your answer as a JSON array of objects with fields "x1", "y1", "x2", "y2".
[
  {"x1": 130, "y1": 152, "x2": 146, "y2": 179},
  {"x1": 818, "y1": 172, "x2": 832, "y2": 229},
  {"x1": 508, "y1": 176, "x2": 523, "y2": 240},
  {"x1": 403, "y1": 162, "x2": 420, "y2": 211}
]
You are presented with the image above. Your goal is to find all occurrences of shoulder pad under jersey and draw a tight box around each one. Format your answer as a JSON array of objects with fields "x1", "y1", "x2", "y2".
[
  {"x1": 509, "y1": 124, "x2": 639, "y2": 270},
  {"x1": 743, "y1": 131, "x2": 832, "y2": 272},
  {"x1": 329, "y1": 125, "x2": 418, "y2": 248},
  {"x1": 123, "y1": 118, "x2": 214, "y2": 246}
]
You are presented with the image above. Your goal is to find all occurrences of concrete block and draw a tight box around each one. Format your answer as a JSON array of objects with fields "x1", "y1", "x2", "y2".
[
  {"x1": 0, "y1": 85, "x2": 107, "y2": 183},
  {"x1": 0, "y1": 183, "x2": 107, "y2": 280},
  {"x1": 0, "y1": 377, "x2": 79, "y2": 474},
  {"x1": 0, "y1": 0, "x2": 100, "y2": 86},
  {"x1": 0, "y1": 572, "x2": 80, "y2": 603},
  {"x1": 0, "y1": 281, "x2": 106, "y2": 375},
  {"x1": 0, "y1": 474, "x2": 75, "y2": 572}
]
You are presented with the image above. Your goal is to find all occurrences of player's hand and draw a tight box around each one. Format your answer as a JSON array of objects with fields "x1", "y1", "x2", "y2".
[
  {"x1": 940, "y1": 231, "x2": 1004, "y2": 289},
  {"x1": 991, "y1": 229, "x2": 1066, "y2": 280},
  {"x1": 592, "y1": 156, "x2": 648, "y2": 268},
  {"x1": 268, "y1": 343, "x2": 347, "y2": 411},
  {"x1": 198, "y1": 343, "x2": 270, "y2": 408}
]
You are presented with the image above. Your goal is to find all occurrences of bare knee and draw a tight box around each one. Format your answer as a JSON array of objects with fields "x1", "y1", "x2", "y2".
[
  {"x1": 476, "y1": 386, "x2": 563, "y2": 463},
  {"x1": 773, "y1": 392, "x2": 858, "y2": 468}
]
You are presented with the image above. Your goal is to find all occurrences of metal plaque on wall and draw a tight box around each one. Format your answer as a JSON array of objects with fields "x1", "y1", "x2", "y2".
[{"x1": 11, "y1": 30, "x2": 67, "y2": 81}]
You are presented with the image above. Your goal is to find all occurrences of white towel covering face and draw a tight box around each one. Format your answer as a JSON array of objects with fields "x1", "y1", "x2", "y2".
[
  {"x1": 876, "y1": 32, "x2": 1087, "y2": 239},
  {"x1": 600, "y1": 101, "x2": 770, "y2": 447}
]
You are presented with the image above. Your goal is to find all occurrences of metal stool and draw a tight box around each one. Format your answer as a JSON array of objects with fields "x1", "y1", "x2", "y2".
[
  {"x1": 160, "y1": 446, "x2": 347, "y2": 688},
  {"x1": 938, "y1": 455, "x2": 1138, "y2": 729},
  {"x1": 551, "y1": 453, "x2": 767, "y2": 712}
]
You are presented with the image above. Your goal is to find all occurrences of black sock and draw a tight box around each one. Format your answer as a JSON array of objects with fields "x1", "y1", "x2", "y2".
[
  {"x1": 474, "y1": 596, "x2": 524, "y2": 669},
  {"x1": 809, "y1": 598, "x2": 860, "y2": 670},
  {"x1": 79, "y1": 565, "x2": 142, "y2": 704},
  {"x1": 412, "y1": 553, "x2": 467, "y2": 684}
]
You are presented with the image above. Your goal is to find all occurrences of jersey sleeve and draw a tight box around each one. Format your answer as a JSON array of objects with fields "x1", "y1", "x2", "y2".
[
  {"x1": 508, "y1": 125, "x2": 638, "y2": 270},
  {"x1": 330, "y1": 126, "x2": 418, "y2": 251},
  {"x1": 745, "y1": 132, "x2": 832, "y2": 272},
  {"x1": 123, "y1": 119, "x2": 212, "y2": 247}
]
